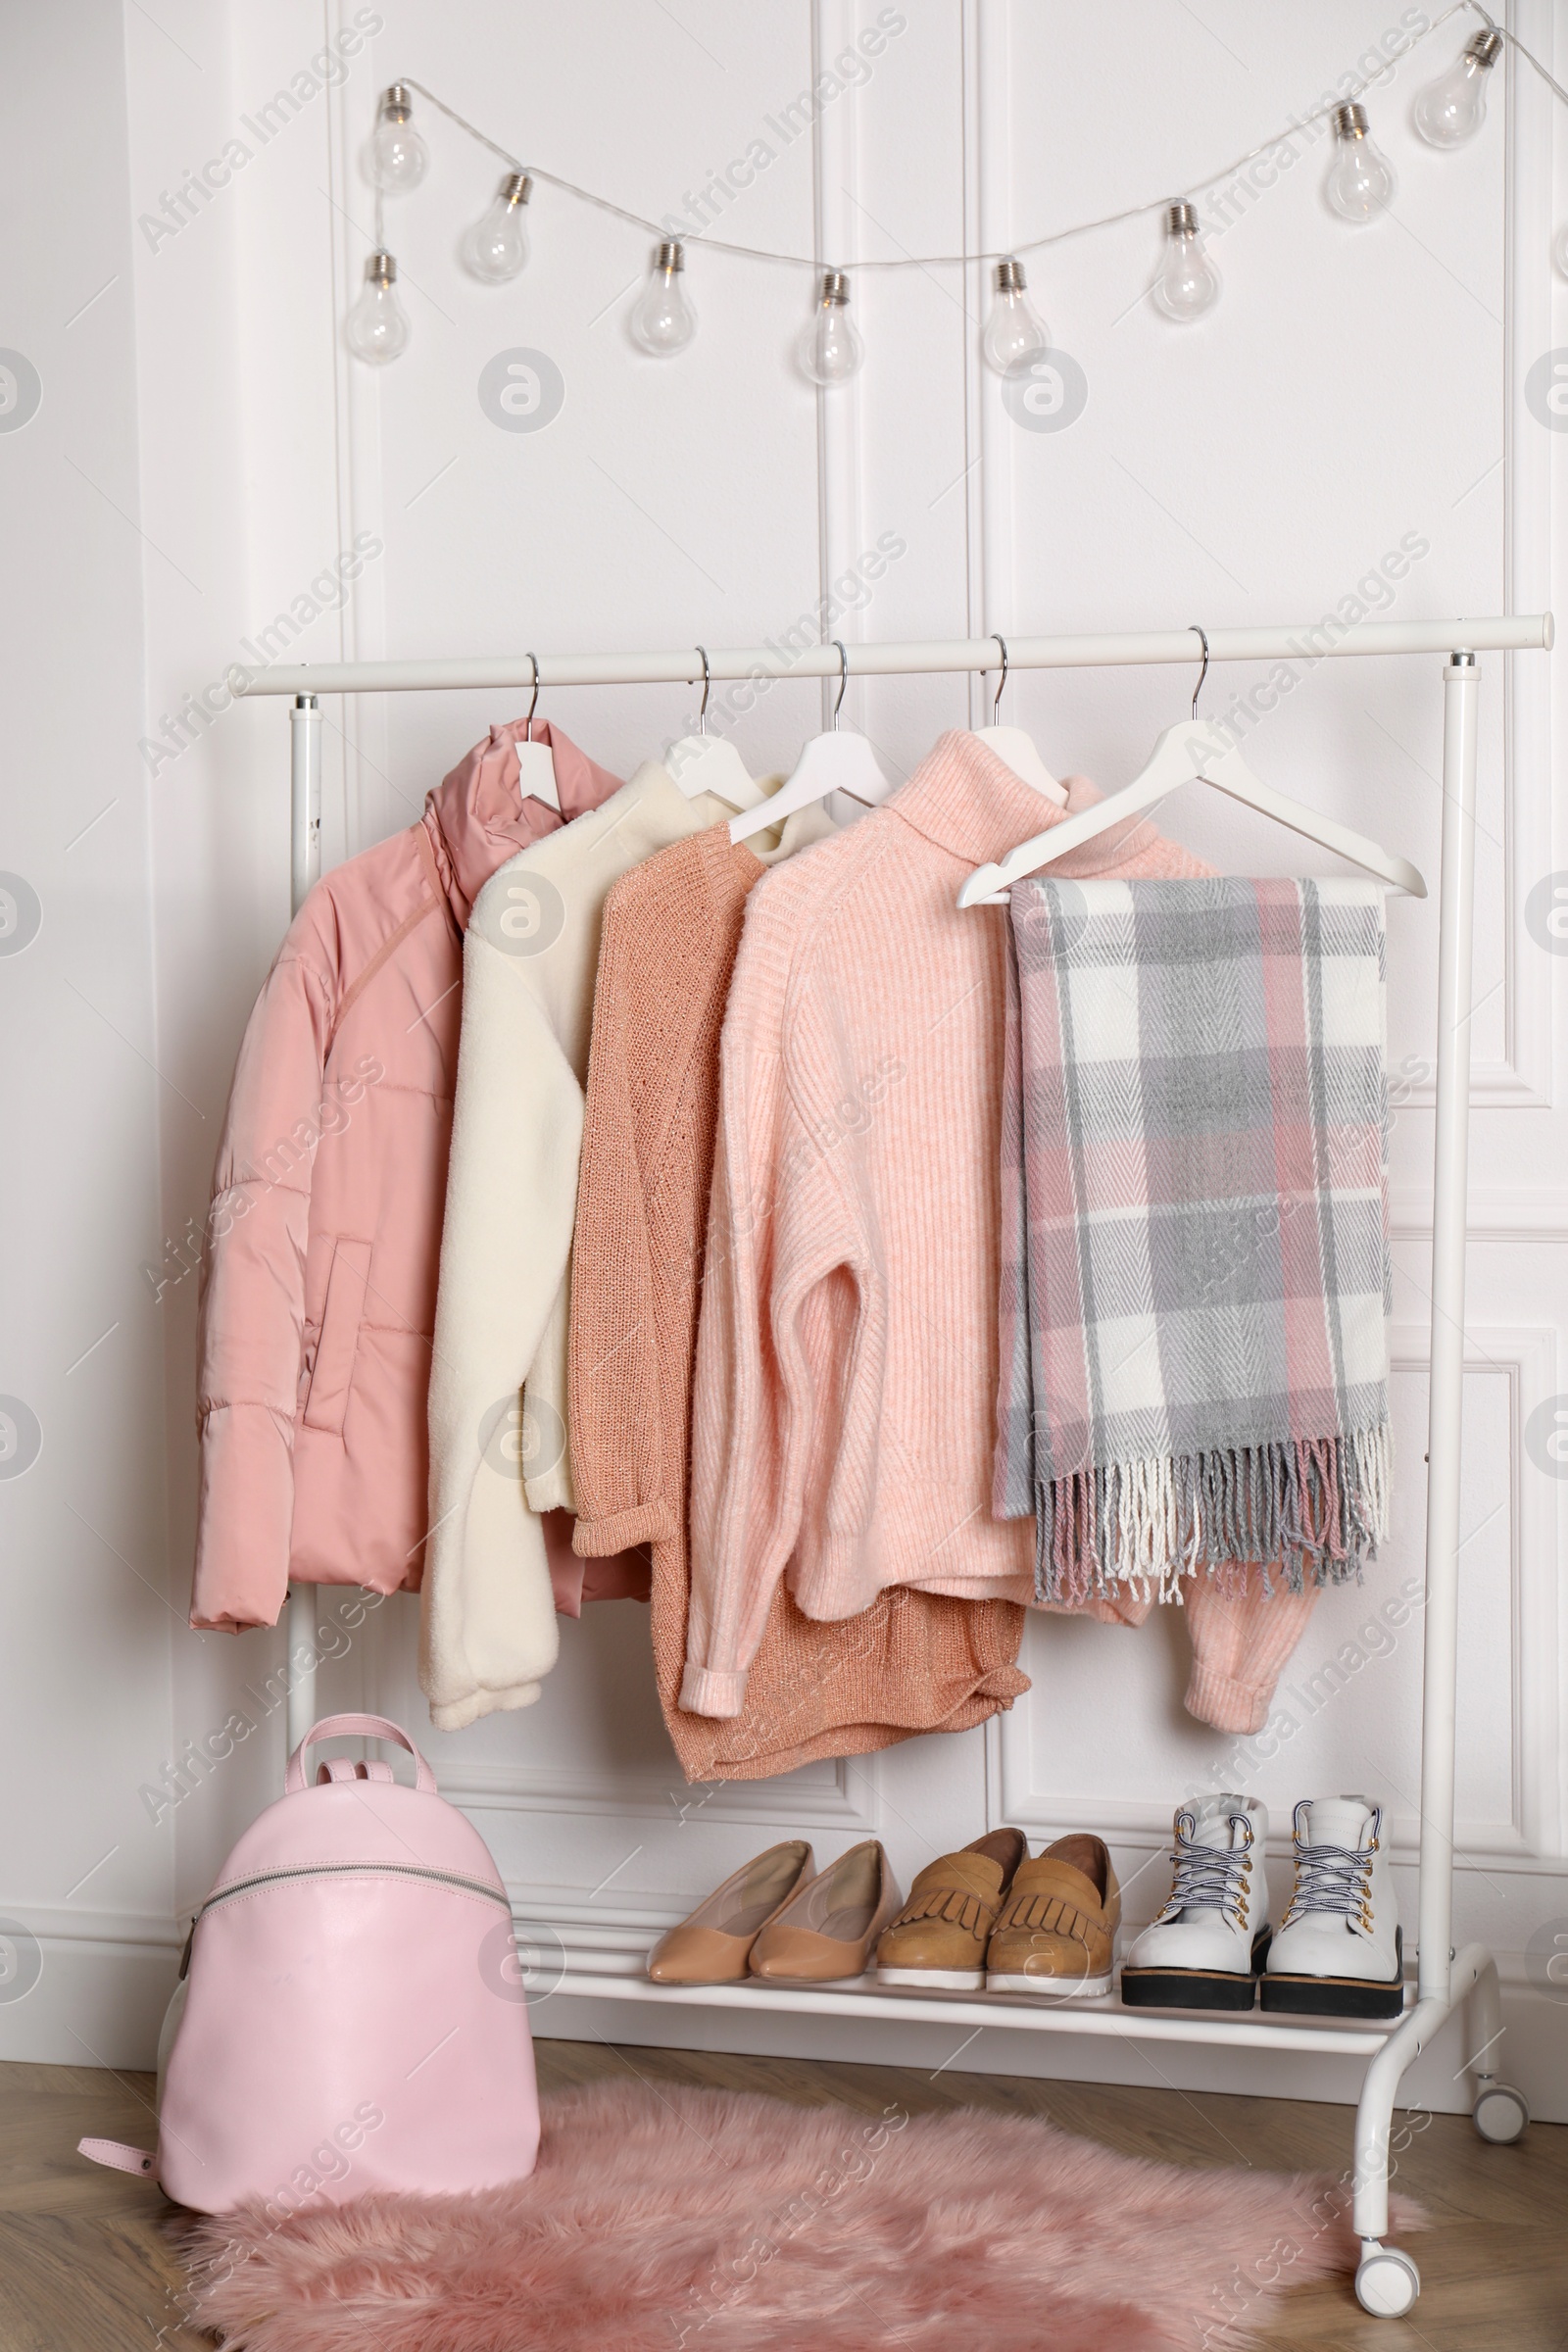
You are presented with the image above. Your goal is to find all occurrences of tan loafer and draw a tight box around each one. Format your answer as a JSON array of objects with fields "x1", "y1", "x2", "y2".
[
  {"x1": 647, "y1": 1840, "x2": 814, "y2": 1984},
  {"x1": 749, "y1": 1839, "x2": 903, "y2": 1983},
  {"x1": 986, "y1": 1834, "x2": 1121, "y2": 1999},
  {"x1": 875, "y1": 1828, "x2": 1029, "y2": 1990}
]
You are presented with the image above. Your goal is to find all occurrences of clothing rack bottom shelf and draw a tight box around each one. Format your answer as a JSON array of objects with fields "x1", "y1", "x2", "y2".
[{"x1": 544, "y1": 1942, "x2": 1401, "y2": 2057}]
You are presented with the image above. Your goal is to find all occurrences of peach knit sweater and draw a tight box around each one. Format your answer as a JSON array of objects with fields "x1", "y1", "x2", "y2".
[
  {"x1": 683, "y1": 733, "x2": 1316, "y2": 1736},
  {"x1": 568, "y1": 819, "x2": 1029, "y2": 1783}
]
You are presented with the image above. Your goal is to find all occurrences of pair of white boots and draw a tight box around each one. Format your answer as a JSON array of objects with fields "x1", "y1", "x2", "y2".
[{"x1": 1121, "y1": 1792, "x2": 1403, "y2": 2018}]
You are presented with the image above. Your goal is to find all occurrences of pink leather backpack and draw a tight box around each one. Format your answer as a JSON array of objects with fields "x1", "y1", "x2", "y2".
[{"x1": 79, "y1": 1713, "x2": 540, "y2": 2214}]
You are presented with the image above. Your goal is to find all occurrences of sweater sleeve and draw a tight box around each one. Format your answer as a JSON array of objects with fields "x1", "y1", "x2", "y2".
[
  {"x1": 419, "y1": 927, "x2": 573, "y2": 1729},
  {"x1": 566, "y1": 895, "x2": 675, "y2": 1557},
  {"x1": 190, "y1": 944, "x2": 334, "y2": 1633},
  {"x1": 682, "y1": 934, "x2": 869, "y2": 1715}
]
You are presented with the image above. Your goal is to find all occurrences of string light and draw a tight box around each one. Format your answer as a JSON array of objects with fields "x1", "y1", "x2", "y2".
[
  {"x1": 368, "y1": 84, "x2": 427, "y2": 193},
  {"x1": 1413, "y1": 27, "x2": 1504, "y2": 146},
  {"x1": 797, "y1": 270, "x2": 863, "y2": 386},
  {"x1": 346, "y1": 251, "x2": 410, "y2": 363},
  {"x1": 344, "y1": 11, "x2": 1568, "y2": 368},
  {"x1": 982, "y1": 258, "x2": 1050, "y2": 373},
  {"x1": 1325, "y1": 102, "x2": 1396, "y2": 225},
  {"x1": 1150, "y1": 203, "x2": 1221, "y2": 321},
  {"x1": 463, "y1": 172, "x2": 532, "y2": 282},
  {"x1": 629, "y1": 241, "x2": 698, "y2": 355}
]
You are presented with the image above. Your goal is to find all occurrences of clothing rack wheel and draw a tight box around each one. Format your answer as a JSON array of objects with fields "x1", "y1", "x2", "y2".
[{"x1": 263, "y1": 620, "x2": 1552, "y2": 2322}]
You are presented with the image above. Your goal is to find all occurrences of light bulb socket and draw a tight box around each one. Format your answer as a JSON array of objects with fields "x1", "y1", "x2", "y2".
[
  {"x1": 655, "y1": 239, "x2": 685, "y2": 271},
  {"x1": 819, "y1": 268, "x2": 852, "y2": 306},
  {"x1": 1164, "y1": 201, "x2": 1200, "y2": 238},
  {"x1": 994, "y1": 256, "x2": 1027, "y2": 295},
  {"x1": 367, "y1": 249, "x2": 397, "y2": 285},
  {"x1": 501, "y1": 172, "x2": 532, "y2": 208},
  {"x1": 379, "y1": 82, "x2": 414, "y2": 122},
  {"x1": 1333, "y1": 101, "x2": 1370, "y2": 140},
  {"x1": 1465, "y1": 27, "x2": 1503, "y2": 67}
]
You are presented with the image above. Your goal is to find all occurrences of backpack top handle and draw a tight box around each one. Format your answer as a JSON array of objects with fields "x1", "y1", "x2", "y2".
[{"x1": 283, "y1": 1712, "x2": 437, "y2": 1794}]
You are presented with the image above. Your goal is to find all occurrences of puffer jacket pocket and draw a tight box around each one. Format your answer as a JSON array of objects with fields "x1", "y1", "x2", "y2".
[{"x1": 302, "y1": 1238, "x2": 372, "y2": 1436}]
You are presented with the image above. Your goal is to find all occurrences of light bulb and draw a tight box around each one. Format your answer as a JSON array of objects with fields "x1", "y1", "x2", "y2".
[
  {"x1": 1413, "y1": 28, "x2": 1502, "y2": 147},
  {"x1": 1325, "y1": 101, "x2": 1396, "y2": 224},
  {"x1": 346, "y1": 251, "x2": 410, "y2": 365},
  {"x1": 1151, "y1": 200, "x2": 1221, "y2": 320},
  {"x1": 629, "y1": 240, "x2": 698, "y2": 354},
  {"x1": 1555, "y1": 222, "x2": 1568, "y2": 281},
  {"x1": 369, "y1": 84, "x2": 427, "y2": 193},
  {"x1": 797, "y1": 269, "x2": 863, "y2": 386},
  {"x1": 463, "y1": 172, "x2": 532, "y2": 282},
  {"x1": 982, "y1": 256, "x2": 1049, "y2": 374}
]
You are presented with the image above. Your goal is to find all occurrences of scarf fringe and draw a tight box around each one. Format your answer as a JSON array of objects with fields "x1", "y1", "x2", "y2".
[{"x1": 1034, "y1": 1424, "x2": 1392, "y2": 1606}]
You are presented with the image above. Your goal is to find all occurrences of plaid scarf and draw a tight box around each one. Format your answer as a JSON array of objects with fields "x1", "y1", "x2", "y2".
[{"x1": 997, "y1": 876, "x2": 1392, "y2": 1603}]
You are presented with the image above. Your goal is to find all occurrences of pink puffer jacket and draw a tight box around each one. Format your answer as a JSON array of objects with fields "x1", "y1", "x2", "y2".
[{"x1": 190, "y1": 722, "x2": 623, "y2": 1634}]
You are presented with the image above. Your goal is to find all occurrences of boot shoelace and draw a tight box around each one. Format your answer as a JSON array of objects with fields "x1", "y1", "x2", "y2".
[
  {"x1": 1282, "y1": 1807, "x2": 1381, "y2": 1936},
  {"x1": 1155, "y1": 1810, "x2": 1253, "y2": 1931}
]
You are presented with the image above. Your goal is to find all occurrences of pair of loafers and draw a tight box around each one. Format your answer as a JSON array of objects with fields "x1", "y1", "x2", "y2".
[{"x1": 647, "y1": 1839, "x2": 902, "y2": 1985}]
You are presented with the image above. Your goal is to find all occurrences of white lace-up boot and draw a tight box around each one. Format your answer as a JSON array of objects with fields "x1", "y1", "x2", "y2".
[
  {"x1": 1120, "y1": 1794, "x2": 1270, "y2": 2010},
  {"x1": 1261, "y1": 1795, "x2": 1404, "y2": 2019}
]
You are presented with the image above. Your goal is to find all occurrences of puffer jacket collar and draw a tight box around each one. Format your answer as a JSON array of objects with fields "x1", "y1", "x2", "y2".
[{"x1": 422, "y1": 718, "x2": 623, "y2": 930}]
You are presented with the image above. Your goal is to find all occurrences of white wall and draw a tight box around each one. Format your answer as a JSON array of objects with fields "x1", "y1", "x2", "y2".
[
  {"x1": 4, "y1": 0, "x2": 1567, "y2": 2121},
  {"x1": 0, "y1": 0, "x2": 179, "y2": 2062}
]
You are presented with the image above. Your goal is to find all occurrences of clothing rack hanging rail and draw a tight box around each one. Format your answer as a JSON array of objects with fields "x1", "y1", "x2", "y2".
[
  {"x1": 261, "y1": 609, "x2": 1552, "y2": 2318},
  {"x1": 240, "y1": 612, "x2": 1550, "y2": 698}
]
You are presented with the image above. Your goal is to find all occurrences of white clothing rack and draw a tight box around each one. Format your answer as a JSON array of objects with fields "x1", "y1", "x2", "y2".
[{"x1": 241, "y1": 611, "x2": 1552, "y2": 2320}]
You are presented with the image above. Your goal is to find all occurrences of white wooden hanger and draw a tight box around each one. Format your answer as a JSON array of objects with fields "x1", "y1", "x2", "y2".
[
  {"x1": 969, "y1": 635, "x2": 1067, "y2": 807},
  {"x1": 665, "y1": 648, "x2": 767, "y2": 813},
  {"x1": 514, "y1": 655, "x2": 561, "y2": 810},
  {"x1": 957, "y1": 627, "x2": 1426, "y2": 907},
  {"x1": 729, "y1": 641, "x2": 895, "y2": 846}
]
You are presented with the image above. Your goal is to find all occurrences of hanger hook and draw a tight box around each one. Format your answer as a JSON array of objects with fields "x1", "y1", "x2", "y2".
[
  {"x1": 1189, "y1": 625, "x2": 1210, "y2": 720},
  {"x1": 831, "y1": 639, "x2": 849, "y2": 730},
  {"x1": 525, "y1": 652, "x2": 540, "y2": 741},
  {"x1": 990, "y1": 634, "x2": 1009, "y2": 723},
  {"x1": 695, "y1": 646, "x2": 710, "y2": 737}
]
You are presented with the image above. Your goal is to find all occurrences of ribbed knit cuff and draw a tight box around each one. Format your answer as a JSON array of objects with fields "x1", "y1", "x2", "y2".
[
  {"x1": 679, "y1": 1662, "x2": 748, "y2": 1718},
  {"x1": 572, "y1": 1497, "x2": 676, "y2": 1556},
  {"x1": 1185, "y1": 1661, "x2": 1270, "y2": 1737}
]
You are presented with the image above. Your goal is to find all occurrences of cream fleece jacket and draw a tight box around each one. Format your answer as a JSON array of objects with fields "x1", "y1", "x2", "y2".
[{"x1": 421, "y1": 760, "x2": 765, "y2": 1731}]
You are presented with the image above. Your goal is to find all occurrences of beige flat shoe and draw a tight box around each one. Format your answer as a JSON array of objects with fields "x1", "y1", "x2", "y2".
[
  {"x1": 749, "y1": 1839, "x2": 903, "y2": 1983},
  {"x1": 647, "y1": 1840, "x2": 814, "y2": 1984}
]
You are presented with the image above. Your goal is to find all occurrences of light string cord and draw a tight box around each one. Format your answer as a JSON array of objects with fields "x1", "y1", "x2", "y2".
[{"x1": 396, "y1": 6, "x2": 1560, "y2": 273}]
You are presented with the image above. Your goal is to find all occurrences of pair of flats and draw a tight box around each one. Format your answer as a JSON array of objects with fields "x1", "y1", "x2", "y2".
[
  {"x1": 1121, "y1": 1791, "x2": 1404, "y2": 2019},
  {"x1": 646, "y1": 1839, "x2": 902, "y2": 1985},
  {"x1": 875, "y1": 1828, "x2": 1121, "y2": 1997}
]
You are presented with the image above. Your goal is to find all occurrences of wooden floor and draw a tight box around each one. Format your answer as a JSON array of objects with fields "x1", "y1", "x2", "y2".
[{"x1": 2, "y1": 2044, "x2": 1563, "y2": 2349}]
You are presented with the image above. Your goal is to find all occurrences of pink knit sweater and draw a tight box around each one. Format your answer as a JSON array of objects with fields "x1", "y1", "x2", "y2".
[{"x1": 683, "y1": 732, "x2": 1316, "y2": 1733}]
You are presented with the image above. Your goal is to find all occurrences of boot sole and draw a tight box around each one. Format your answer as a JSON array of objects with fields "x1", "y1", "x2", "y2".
[
  {"x1": 1120, "y1": 1970, "x2": 1255, "y2": 2011},
  {"x1": 875, "y1": 1967, "x2": 984, "y2": 1992},
  {"x1": 1120, "y1": 1927, "x2": 1272, "y2": 2011},
  {"x1": 1260, "y1": 1929, "x2": 1405, "y2": 2018}
]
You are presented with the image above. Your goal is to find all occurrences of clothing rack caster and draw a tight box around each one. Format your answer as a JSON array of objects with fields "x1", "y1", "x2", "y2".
[
  {"x1": 284, "y1": 692, "x2": 322, "y2": 1763},
  {"x1": 1350, "y1": 1944, "x2": 1528, "y2": 2316}
]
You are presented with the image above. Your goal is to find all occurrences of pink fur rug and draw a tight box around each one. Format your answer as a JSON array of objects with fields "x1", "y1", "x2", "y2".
[{"x1": 179, "y1": 2082, "x2": 1422, "y2": 2351}]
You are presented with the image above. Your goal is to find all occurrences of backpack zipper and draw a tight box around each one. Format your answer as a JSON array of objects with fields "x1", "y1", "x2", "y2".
[{"x1": 179, "y1": 1861, "x2": 512, "y2": 1977}]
